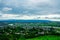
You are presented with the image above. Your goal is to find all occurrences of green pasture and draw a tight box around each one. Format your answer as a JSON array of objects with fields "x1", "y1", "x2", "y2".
[{"x1": 26, "y1": 35, "x2": 60, "y2": 40}]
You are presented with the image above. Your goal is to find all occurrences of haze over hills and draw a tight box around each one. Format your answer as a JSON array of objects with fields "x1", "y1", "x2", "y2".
[{"x1": 0, "y1": 20, "x2": 51, "y2": 23}]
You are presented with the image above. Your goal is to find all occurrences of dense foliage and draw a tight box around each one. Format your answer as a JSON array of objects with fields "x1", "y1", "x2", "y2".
[{"x1": 0, "y1": 22, "x2": 60, "y2": 40}]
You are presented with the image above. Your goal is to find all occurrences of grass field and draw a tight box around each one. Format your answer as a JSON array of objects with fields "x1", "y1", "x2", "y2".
[{"x1": 26, "y1": 35, "x2": 60, "y2": 40}]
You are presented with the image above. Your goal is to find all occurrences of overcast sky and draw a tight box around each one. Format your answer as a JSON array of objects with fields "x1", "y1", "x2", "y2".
[{"x1": 0, "y1": 0, "x2": 60, "y2": 21}]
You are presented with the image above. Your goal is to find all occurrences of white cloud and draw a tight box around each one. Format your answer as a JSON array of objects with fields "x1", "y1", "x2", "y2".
[
  {"x1": 27, "y1": 0, "x2": 51, "y2": 5},
  {"x1": 1, "y1": 0, "x2": 58, "y2": 15},
  {"x1": 2, "y1": 14, "x2": 18, "y2": 18},
  {"x1": 0, "y1": 0, "x2": 60, "y2": 21},
  {"x1": 2, "y1": 7, "x2": 12, "y2": 11},
  {"x1": 3, "y1": 0, "x2": 55, "y2": 8},
  {"x1": 0, "y1": 11, "x2": 3, "y2": 15},
  {"x1": 0, "y1": 13, "x2": 60, "y2": 21},
  {"x1": 37, "y1": 14, "x2": 60, "y2": 19}
]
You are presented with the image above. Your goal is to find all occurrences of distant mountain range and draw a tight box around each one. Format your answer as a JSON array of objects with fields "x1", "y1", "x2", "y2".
[{"x1": 0, "y1": 20, "x2": 51, "y2": 23}]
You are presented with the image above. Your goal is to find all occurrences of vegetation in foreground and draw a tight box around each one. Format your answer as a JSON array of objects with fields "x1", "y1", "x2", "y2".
[
  {"x1": 0, "y1": 22, "x2": 60, "y2": 40},
  {"x1": 27, "y1": 35, "x2": 60, "y2": 40}
]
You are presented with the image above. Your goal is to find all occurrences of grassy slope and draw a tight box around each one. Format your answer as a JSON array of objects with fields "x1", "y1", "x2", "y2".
[{"x1": 26, "y1": 35, "x2": 60, "y2": 40}]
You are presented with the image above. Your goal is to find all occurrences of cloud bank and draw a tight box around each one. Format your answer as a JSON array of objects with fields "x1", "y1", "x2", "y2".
[{"x1": 0, "y1": 0, "x2": 60, "y2": 21}]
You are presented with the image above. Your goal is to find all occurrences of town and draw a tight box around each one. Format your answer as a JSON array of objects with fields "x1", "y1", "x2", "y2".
[{"x1": 0, "y1": 22, "x2": 60, "y2": 40}]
